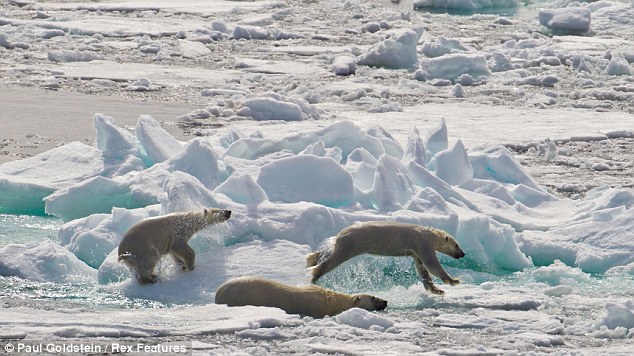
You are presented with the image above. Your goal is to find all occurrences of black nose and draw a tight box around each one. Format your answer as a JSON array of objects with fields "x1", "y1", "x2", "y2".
[
  {"x1": 224, "y1": 210, "x2": 232, "y2": 218},
  {"x1": 376, "y1": 299, "x2": 387, "y2": 311},
  {"x1": 458, "y1": 251, "x2": 465, "y2": 259}
]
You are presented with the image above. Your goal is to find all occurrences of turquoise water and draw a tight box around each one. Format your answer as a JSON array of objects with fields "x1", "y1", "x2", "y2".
[
  {"x1": 0, "y1": 214, "x2": 61, "y2": 247},
  {"x1": 415, "y1": 1, "x2": 538, "y2": 18},
  {"x1": 418, "y1": 6, "x2": 520, "y2": 17}
]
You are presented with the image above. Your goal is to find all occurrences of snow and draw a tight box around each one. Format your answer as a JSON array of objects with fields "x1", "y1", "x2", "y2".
[
  {"x1": 0, "y1": 142, "x2": 104, "y2": 215},
  {"x1": 594, "y1": 300, "x2": 634, "y2": 331},
  {"x1": 330, "y1": 55, "x2": 357, "y2": 76},
  {"x1": 538, "y1": 8, "x2": 592, "y2": 34},
  {"x1": 420, "y1": 53, "x2": 491, "y2": 81},
  {"x1": 335, "y1": 308, "x2": 395, "y2": 331},
  {"x1": 0, "y1": 0, "x2": 633, "y2": 353},
  {"x1": 239, "y1": 97, "x2": 305, "y2": 121},
  {"x1": 135, "y1": 115, "x2": 184, "y2": 164},
  {"x1": 257, "y1": 155, "x2": 356, "y2": 207},
  {"x1": 430, "y1": 140, "x2": 473, "y2": 186},
  {"x1": 605, "y1": 56, "x2": 633, "y2": 76},
  {"x1": 0, "y1": 240, "x2": 96, "y2": 283},
  {"x1": 0, "y1": 304, "x2": 300, "y2": 339},
  {"x1": 357, "y1": 29, "x2": 422, "y2": 69}
]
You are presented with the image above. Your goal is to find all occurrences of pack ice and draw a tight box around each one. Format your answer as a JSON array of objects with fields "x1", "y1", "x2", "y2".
[{"x1": 0, "y1": 115, "x2": 632, "y2": 289}]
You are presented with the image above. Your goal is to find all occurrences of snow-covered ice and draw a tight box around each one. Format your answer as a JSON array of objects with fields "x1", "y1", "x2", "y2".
[{"x1": 0, "y1": 0, "x2": 633, "y2": 354}]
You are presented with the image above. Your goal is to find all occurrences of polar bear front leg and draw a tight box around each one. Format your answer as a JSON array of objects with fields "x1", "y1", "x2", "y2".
[
  {"x1": 170, "y1": 241, "x2": 195, "y2": 271},
  {"x1": 418, "y1": 250, "x2": 461, "y2": 286},
  {"x1": 413, "y1": 256, "x2": 445, "y2": 295}
]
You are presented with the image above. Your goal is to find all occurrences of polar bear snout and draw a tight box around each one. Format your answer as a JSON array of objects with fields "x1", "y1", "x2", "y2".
[
  {"x1": 203, "y1": 208, "x2": 232, "y2": 222},
  {"x1": 374, "y1": 297, "x2": 388, "y2": 311},
  {"x1": 456, "y1": 249, "x2": 466, "y2": 259},
  {"x1": 356, "y1": 294, "x2": 388, "y2": 312}
]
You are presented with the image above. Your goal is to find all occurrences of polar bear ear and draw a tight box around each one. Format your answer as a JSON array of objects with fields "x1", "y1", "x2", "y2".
[
  {"x1": 353, "y1": 296, "x2": 360, "y2": 306},
  {"x1": 204, "y1": 208, "x2": 209, "y2": 215},
  {"x1": 445, "y1": 235, "x2": 449, "y2": 242}
]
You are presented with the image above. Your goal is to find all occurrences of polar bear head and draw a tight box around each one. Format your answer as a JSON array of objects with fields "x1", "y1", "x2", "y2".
[
  {"x1": 203, "y1": 208, "x2": 232, "y2": 224},
  {"x1": 354, "y1": 294, "x2": 388, "y2": 312},
  {"x1": 435, "y1": 231, "x2": 465, "y2": 259}
]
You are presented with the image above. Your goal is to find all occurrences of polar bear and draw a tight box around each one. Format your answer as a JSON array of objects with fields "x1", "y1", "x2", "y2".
[
  {"x1": 307, "y1": 221, "x2": 465, "y2": 295},
  {"x1": 118, "y1": 208, "x2": 231, "y2": 284},
  {"x1": 215, "y1": 276, "x2": 387, "y2": 318}
]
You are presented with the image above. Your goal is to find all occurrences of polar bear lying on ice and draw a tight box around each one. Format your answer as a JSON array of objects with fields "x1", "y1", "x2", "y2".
[{"x1": 215, "y1": 276, "x2": 387, "y2": 318}]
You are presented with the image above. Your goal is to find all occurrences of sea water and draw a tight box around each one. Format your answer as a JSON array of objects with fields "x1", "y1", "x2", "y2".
[{"x1": 0, "y1": 214, "x2": 60, "y2": 248}]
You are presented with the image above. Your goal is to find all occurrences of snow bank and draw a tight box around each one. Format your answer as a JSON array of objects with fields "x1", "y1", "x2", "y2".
[
  {"x1": 239, "y1": 97, "x2": 304, "y2": 121},
  {"x1": 420, "y1": 53, "x2": 491, "y2": 81},
  {"x1": 335, "y1": 308, "x2": 395, "y2": 331},
  {"x1": 44, "y1": 118, "x2": 223, "y2": 221},
  {"x1": 519, "y1": 187, "x2": 634, "y2": 273},
  {"x1": 224, "y1": 121, "x2": 385, "y2": 160},
  {"x1": 330, "y1": 55, "x2": 357, "y2": 76},
  {"x1": 257, "y1": 155, "x2": 356, "y2": 207},
  {"x1": 48, "y1": 49, "x2": 103, "y2": 63},
  {"x1": 605, "y1": 56, "x2": 632, "y2": 76},
  {"x1": 538, "y1": 8, "x2": 591, "y2": 34},
  {"x1": 0, "y1": 142, "x2": 104, "y2": 215},
  {"x1": 214, "y1": 174, "x2": 268, "y2": 205},
  {"x1": 44, "y1": 176, "x2": 148, "y2": 222},
  {"x1": 135, "y1": 115, "x2": 184, "y2": 164},
  {"x1": 594, "y1": 300, "x2": 634, "y2": 331},
  {"x1": 421, "y1": 36, "x2": 472, "y2": 58},
  {"x1": 530, "y1": 260, "x2": 592, "y2": 286},
  {"x1": 0, "y1": 240, "x2": 95, "y2": 283},
  {"x1": 357, "y1": 29, "x2": 422, "y2": 69}
]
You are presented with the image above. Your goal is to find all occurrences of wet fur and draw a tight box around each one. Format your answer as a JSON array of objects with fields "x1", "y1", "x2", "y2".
[
  {"x1": 215, "y1": 276, "x2": 387, "y2": 318},
  {"x1": 118, "y1": 208, "x2": 231, "y2": 284},
  {"x1": 307, "y1": 221, "x2": 465, "y2": 295}
]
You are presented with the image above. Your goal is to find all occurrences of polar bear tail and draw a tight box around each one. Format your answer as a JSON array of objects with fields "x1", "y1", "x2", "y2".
[
  {"x1": 306, "y1": 251, "x2": 321, "y2": 267},
  {"x1": 118, "y1": 253, "x2": 134, "y2": 265},
  {"x1": 306, "y1": 236, "x2": 336, "y2": 267}
]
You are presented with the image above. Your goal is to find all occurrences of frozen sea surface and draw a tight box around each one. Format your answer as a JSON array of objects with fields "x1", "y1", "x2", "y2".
[{"x1": 1, "y1": 0, "x2": 633, "y2": 354}]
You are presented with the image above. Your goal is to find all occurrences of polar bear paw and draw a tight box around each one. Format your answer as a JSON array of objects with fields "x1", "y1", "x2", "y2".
[
  {"x1": 448, "y1": 278, "x2": 461, "y2": 286},
  {"x1": 426, "y1": 284, "x2": 445, "y2": 295}
]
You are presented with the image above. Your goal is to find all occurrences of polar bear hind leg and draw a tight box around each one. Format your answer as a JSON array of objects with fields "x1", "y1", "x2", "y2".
[
  {"x1": 133, "y1": 256, "x2": 160, "y2": 285},
  {"x1": 306, "y1": 251, "x2": 321, "y2": 267},
  {"x1": 310, "y1": 247, "x2": 357, "y2": 283}
]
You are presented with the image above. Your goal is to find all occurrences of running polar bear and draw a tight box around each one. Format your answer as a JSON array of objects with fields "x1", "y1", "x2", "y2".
[
  {"x1": 215, "y1": 276, "x2": 387, "y2": 318},
  {"x1": 307, "y1": 221, "x2": 465, "y2": 295},
  {"x1": 118, "y1": 208, "x2": 231, "y2": 284}
]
